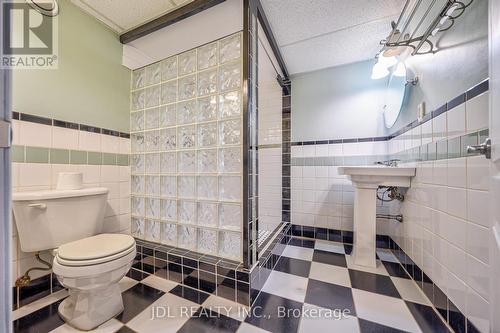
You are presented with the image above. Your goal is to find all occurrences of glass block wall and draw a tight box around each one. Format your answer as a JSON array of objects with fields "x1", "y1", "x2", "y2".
[{"x1": 129, "y1": 32, "x2": 244, "y2": 262}]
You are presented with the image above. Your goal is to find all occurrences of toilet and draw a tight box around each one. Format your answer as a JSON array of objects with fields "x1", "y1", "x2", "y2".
[{"x1": 12, "y1": 173, "x2": 136, "y2": 331}]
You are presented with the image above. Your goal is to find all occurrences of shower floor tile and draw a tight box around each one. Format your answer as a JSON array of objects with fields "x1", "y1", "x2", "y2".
[{"x1": 13, "y1": 237, "x2": 451, "y2": 333}]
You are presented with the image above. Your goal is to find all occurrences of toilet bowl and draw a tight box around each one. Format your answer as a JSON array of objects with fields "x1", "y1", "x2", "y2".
[
  {"x1": 11, "y1": 173, "x2": 136, "y2": 331},
  {"x1": 52, "y1": 234, "x2": 136, "y2": 331}
]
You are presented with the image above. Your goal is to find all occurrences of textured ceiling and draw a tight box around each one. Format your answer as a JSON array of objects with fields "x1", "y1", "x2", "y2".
[
  {"x1": 71, "y1": 0, "x2": 194, "y2": 33},
  {"x1": 260, "y1": 0, "x2": 405, "y2": 74}
]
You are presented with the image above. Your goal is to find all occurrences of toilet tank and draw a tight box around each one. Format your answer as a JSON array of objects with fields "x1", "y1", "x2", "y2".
[{"x1": 12, "y1": 188, "x2": 108, "y2": 252}]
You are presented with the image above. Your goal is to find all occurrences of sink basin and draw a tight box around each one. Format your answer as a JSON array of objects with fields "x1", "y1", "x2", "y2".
[
  {"x1": 338, "y1": 166, "x2": 416, "y2": 187},
  {"x1": 337, "y1": 166, "x2": 416, "y2": 268}
]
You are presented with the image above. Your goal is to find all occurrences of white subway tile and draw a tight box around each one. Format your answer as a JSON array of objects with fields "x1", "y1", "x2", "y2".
[
  {"x1": 119, "y1": 137, "x2": 131, "y2": 155},
  {"x1": 20, "y1": 122, "x2": 52, "y2": 147},
  {"x1": 101, "y1": 134, "x2": 121, "y2": 154},
  {"x1": 447, "y1": 104, "x2": 466, "y2": 138},
  {"x1": 466, "y1": 92, "x2": 489, "y2": 132},
  {"x1": 52, "y1": 127, "x2": 79, "y2": 150},
  {"x1": 18, "y1": 163, "x2": 51, "y2": 187},
  {"x1": 11, "y1": 120, "x2": 21, "y2": 145},
  {"x1": 447, "y1": 158, "x2": 466, "y2": 188},
  {"x1": 467, "y1": 189, "x2": 490, "y2": 228},
  {"x1": 467, "y1": 156, "x2": 490, "y2": 191},
  {"x1": 432, "y1": 113, "x2": 447, "y2": 142},
  {"x1": 446, "y1": 187, "x2": 467, "y2": 219},
  {"x1": 78, "y1": 130, "x2": 101, "y2": 152},
  {"x1": 466, "y1": 222, "x2": 489, "y2": 264}
]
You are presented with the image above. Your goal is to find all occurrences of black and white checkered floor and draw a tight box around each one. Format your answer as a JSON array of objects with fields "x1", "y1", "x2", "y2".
[{"x1": 12, "y1": 237, "x2": 451, "y2": 333}]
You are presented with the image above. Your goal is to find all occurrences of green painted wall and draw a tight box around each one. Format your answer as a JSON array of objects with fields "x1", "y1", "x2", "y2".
[{"x1": 12, "y1": 0, "x2": 130, "y2": 132}]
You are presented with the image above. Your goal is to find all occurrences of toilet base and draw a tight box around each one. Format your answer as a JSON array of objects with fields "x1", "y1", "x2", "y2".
[{"x1": 58, "y1": 283, "x2": 123, "y2": 331}]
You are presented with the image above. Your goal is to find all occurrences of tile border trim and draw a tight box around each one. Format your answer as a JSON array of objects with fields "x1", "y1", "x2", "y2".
[
  {"x1": 12, "y1": 112, "x2": 130, "y2": 138},
  {"x1": 290, "y1": 79, "x2": 489, "y2": 146},
  {"x1": 11, "y1": 145, "x2": 130, "y2": 166}
]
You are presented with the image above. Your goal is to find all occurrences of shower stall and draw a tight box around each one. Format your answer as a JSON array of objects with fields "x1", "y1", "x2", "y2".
[{"x1": 127, "y1": 0, "x2": 290, "y2": 301}]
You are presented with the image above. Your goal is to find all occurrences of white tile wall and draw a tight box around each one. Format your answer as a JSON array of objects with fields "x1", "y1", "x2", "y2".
[
  {"x1": 386, "y1": 91, "x2": 491, "y2": 332},
  {"x1": 291, "y1": 141, "x2": 390, "y2": 233},
  {"x1": 11, "y1": 121, "x2": 130, "y2": 286}
]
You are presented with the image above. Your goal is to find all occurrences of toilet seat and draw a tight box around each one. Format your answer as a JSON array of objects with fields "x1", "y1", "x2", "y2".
[{"x1": 53, "y1": 234, "x2": 136, "y2": 278}]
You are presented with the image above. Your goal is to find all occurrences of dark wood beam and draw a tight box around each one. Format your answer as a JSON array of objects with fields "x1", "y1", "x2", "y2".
[{"x1": 120, "y1": 0, "x2": 226, "y2": 44}]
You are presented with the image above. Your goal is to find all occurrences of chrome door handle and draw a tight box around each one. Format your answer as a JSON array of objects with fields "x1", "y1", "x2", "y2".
[
  {"x1": 28, "y1": 203, "x2": 47, "y2": 209},
  {"x1": 467, "y1": 138, "x2": 491, "y2": 159}
]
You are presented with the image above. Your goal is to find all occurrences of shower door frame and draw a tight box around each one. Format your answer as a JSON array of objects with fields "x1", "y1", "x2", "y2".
[{"x1": 242, "y1": 0, "x2": 289, "y2": 269}]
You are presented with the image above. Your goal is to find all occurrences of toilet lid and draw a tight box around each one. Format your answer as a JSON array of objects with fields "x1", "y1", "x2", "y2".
[{"x1": 58, "y1": 234, "x2": 135, "y2": 261}]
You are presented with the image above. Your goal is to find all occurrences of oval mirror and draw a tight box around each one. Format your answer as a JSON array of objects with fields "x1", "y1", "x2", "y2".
[{"x1": 383, "y1": 63, "x2": 407, "y2": 128}]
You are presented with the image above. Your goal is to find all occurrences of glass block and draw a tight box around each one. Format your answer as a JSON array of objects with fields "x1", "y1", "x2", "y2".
[
  {"x1": 131, "y1": 90, "x2": 145, "y2": 111},
  {"x1": 198, "y1": 96, "x2": 217, "y2": 122},
  {"x1": 131, "y1": 175, "x2": 144, "y2": 194},
  {"x1": 219, "y1": 147, "x2": 242, "y2": 172},
  {"x1": 198, "y1": 122, "x2": 217, "y2": 148},
  {"x1": 178, "y1": 75, "x2": 197, "y2": 101},
  {"x1": 178, "y1": 176, "x2": 196, "y2": 198},
  {"x1": 198, "y1": 42, "x2": 217, "y2": 70},
  {"x1": 178, "y1": 125, "x2": 196, "y2": 149},
  {"x1": 159, "y1": 104, "x2": 176, "y2": 128},
  {"x1": 131, "y1": 196, "x2": 144, "y2": 216},
  {"x1": 178, "y1": 50, "x2": 197, "y2": 76},
  {"x1": 219, "y1": 203, "x2": 241, "y2": 230},
  {"x1": 145, "y1": 131, "x2": 160, "y2": 151},
  {"x1": 131, "y1": 68, "x2": 145, "y2": 90},
  {"x1": 219, "y1": 33, "x2": 241, "y2": 64},
  {"x1": 131, "y1": 134, "x2": 145, "y2": 153},
  {"x1": 145, "y1": 62, "x2": 161, "y2": 86},
  {"x1": 197, "y1": 176, "x2": 217, "y2": 200},
  {"x1": 197, "y1": 228, "x2": 217, "y2": 255},
  {"x1": 161, "y1": 57, "x2": 177, "y2": 81},
  {"x1": 178, "y1": 151, "x2": 196, "y2": 173},
  {"x1": 178, "y1": 201, "x2": 196, "y2": 224},
  {"x1": 131, "y1": 111, "x2": 144, "y2": 132},
  {"x1": 160, "y1": 223, "x2": 177, "y2": 246},
  {"x1": 131, "y1": 154, "x2": 144, "y2": 174},
  {"x1": 160, "y1": 152, "x2": 176, "y2": 173},
  {"x1": 197, "y1": 149, "x2": 217, "y2": 173},
  {"x1": 161, "y1": 80, "x2": 177, "y2": 105},
  {"x1": 145, "y1": 198, "x2": 160, "y2": 219},
  {"x1": 219, "y1": 91, "x2": 242, "y2": 119},
  {"x1": 145, "y1": 85, "x2": 160, "y2": 108},
  {"x1": 159, "y1": 128, "x2": 176, "y2": 151},
  {"x1": 177, "y1": 100, "x2": 197, "y2": 125},
  {"x1": 219, "y1": 176, "x2": 241, "y2": 201},
  {"x1": 160, "y1": 176, "x2": 177, "y2": 197},
  {"x1": 219, "y1": 62, "x2": 241, "y2": 92},
  {"x1": 197, "y1": 202, "x2": 217, "y2": 227},
  {"x1": 145, "y1": 219, "x2": 161, "y2": 242},
  {"x1": 218, "y1": 231, "x2": 241, "y2": 260},
  {"x1": 178, "y1": 225, "x2": 196, "y2": 250},
  {"x1": 131, "y1": 217, "x2": 144, "y2": 238},
  {"x1": 219, "y1": 119, "x2": 241, "y2": 145},
  {"x1": 145, "y1": 176, "x2": 160, "y2": 196},
  {"x1": 145, "y1": 108, "x2": 159, "y2": 129},
  {"x1": 145, "y1": 153, "x2": 160, "y2": 174},
  {"x1": 160, "y1": 199, "x2": 177, "y2": 221},
  {"x1": 198, "y1": 69, "x2": 217, "y2": 97}
]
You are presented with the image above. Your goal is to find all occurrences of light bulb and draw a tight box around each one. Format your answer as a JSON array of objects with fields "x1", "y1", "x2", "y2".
[
  {"x1": 378, "y1": 55, "x2": 397, "y2": 67},
  {"x1": 393, "y1": 62, "x2": 406, "y2": 77},
  {"x1": 371, "y1": 62, "x2": 390, "y2": 80}
]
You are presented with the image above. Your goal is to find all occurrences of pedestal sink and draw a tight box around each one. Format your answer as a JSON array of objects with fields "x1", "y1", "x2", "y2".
[{"x1": 338, "y1": 166, "x2": 416, "y2": 268}]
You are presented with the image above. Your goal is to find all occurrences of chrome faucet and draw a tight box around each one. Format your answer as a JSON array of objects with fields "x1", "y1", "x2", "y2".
[{"x1": 375, "y1": 159, "x2": 400, "y2": 167}]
